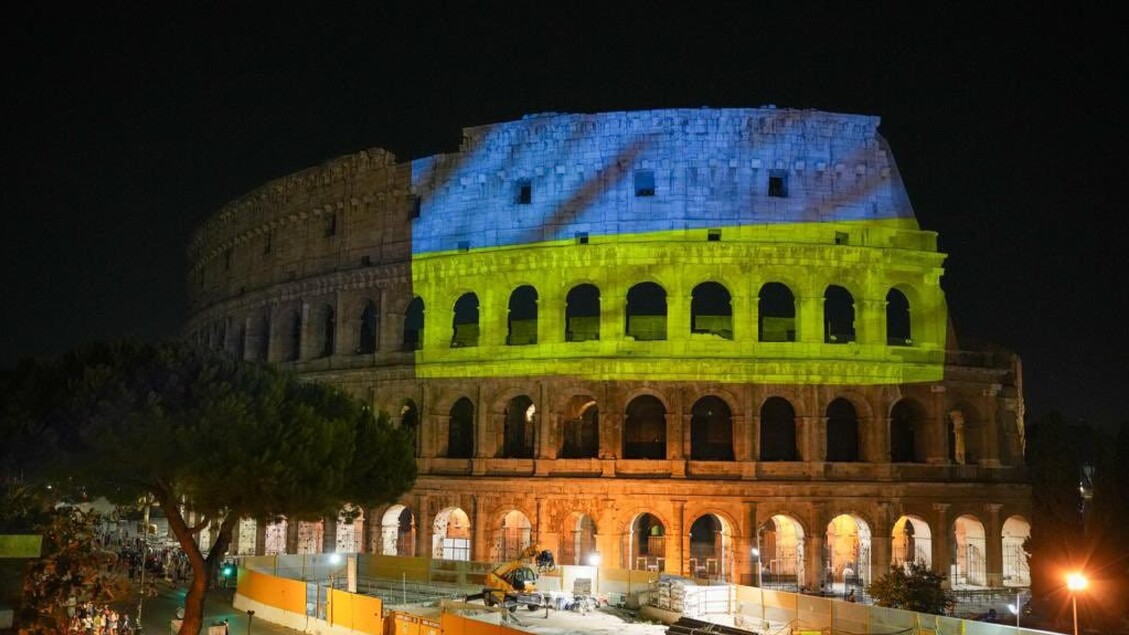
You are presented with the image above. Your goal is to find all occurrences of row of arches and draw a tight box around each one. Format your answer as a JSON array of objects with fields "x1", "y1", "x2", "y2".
[
  {"x1": 403, "y1": 281, "x2": 918, "y2": 349},
  {"x1": 403, "y1": 392, "x2": 984, "y2": 465},
  {"x1": 227, "y1": 506, "x2": 1030, "y2": 590}
]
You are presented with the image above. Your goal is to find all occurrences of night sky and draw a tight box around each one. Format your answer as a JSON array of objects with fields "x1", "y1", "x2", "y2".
[{"x1": 4, "y1": 3, "x2": 1124, "y2": 431}]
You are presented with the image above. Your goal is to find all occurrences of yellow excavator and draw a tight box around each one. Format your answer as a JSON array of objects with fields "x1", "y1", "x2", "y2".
[{"x1": 475, "y1": 544, "x2": 555, "y2": 611}]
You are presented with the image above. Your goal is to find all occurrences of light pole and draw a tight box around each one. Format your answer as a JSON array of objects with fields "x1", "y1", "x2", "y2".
[
  {"x1": 246, "y1": 610, "x2": 255, "y2": 635},
  {"x1": 752, "y1": 548, "x2": 762, "y2": 587},
  {"x1": 1008, "y1": 589, "x2": 1026, "y2": 630},
  {"x1": 1066, "y1": 573, "x2": 1087, "y2": 635},
  {"x1": 587, "y1": 552, "x2": 602, "y2": 597}
]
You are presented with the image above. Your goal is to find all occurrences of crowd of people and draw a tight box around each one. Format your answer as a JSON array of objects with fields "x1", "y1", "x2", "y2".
[{"x1": 65, "y1": 601, "x2": 134, "y2": 635}]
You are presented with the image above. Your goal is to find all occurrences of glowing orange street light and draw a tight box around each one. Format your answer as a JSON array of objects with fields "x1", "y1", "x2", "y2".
[{"x1": 1066, "y1": 572, "x2": 1088, "y2": 635}]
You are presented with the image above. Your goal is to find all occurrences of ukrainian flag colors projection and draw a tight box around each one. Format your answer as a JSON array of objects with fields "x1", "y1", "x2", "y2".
[{"x1": 405, "y1": 109, "x2": 947, "y2": 384}]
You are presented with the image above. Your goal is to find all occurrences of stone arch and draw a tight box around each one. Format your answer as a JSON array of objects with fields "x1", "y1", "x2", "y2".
[
  {"x1": 1001, "y1": 516, "x2": 1031, "y2": 586},
  {"x1": 624, "y1": 512, "x2": 667, "y2": 571},
  {"x1": 690, "y1": 395, "x2": 734, "y2": 461},
  {"x1": 507, "y1": 285, "x2": 538, "y2": 345},
  {"x1": 493, "y1": 509, "x2": 533, "y2": 562},
  {"x1": 760, "y1": 396, "x2": 798, "y2": 461},
  {"x1": 335, "y1": 506, "x2": 363, "y2": 553},
  {"x1": 501, "y1": 394, "x2": 536, "y2": 458},
  {"x1": 758, "y1": 282, "x2": 796, "y2": 342},
  {"x1": 558, "y1": 512, "x2": 598, "y2": 566},
  {"x1": 296, "y1": 520, "x2": 323, "y2": 554},
  {"x1": 560, "y1": 394, "x2": 599, "y2": 458},
  {"x1": 451, "y1": 292, "x2": 479, "y2": 348},
  {"x1": 283, "y1": 308, "x2": 302, "y2": 362},
  {"x1": 432, "y1": 507, "x2": 471, "y2": 561},
  {"x1": 565, "y1": 283, "x2": 600, "y2": 342},
  {"x1": 235, "y1": 518, "x2": 258, "y2": 556},
  {"x1": 951, "y1": 514, "x2": 987, "y2": 587},
  {"x1": 825, "y1": 514, "x2": 872, "y2": 588},
  {"x1": 623, "y1": 394, "x2": 666, "y2": 459},
  {"x1": 691, "y1": 281, "x2": 733, "y2": 339},
  {"x1": 400, "y1": 399, "x2": 421, "y2": 457},
  {"x1": 358, "y1": 299, "x2": 379, "y2": 353},
  {"x1": 825, "y1": 397, "x2": 860, "y2": 462},
  {"x1": 886, "y1": 288, "x2": 912, "y2": 346},
  {"x1": 263, "y1": 518, "x2": 287, "y2": 555},
  {"x1": 380, "y1": 504, "x2": 416, "y2": 556},
  {"x1": 890, "y1": 398, "x2": 928, "y2": 463},
  {"x1": 891, "y1": 515, "x2": 933, "y2": 568},
  {"x1": 626, "y1": 281, "x2": 667, "y2": 341},
  {"x1": 688, "y1": 512, "x2": 736, "y2": 581},
  {"x1": 756, "y1": 514, "x2": 806, "y2": 589},
  {"x1": 447, "y1": 397, "x2": 474, "y2": 458},
  {"x1": 316, "y1": 304, "x2": 335, "y2": 357},
  {"x1": 947, "y1": 402, "x2": 984, "y2": 465},
  {"x1": 403, "y1": 296, "x2": 424, "y2": 351},
  {"x1": 250, "y1": 310, "x2": 271, "y2": 361},
  {"x1": 823, "y1": 285, "x2": 855, "y2": 343}
]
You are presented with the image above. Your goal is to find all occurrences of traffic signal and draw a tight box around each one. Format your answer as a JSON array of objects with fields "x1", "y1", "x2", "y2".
[{"x1": 222, "y1": 563, "x2": 234, "y2": 578}]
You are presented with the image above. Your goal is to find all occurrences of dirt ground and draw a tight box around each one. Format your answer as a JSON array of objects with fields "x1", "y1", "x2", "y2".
[{"x1": 421, "y1": 604, "x2": 671, "y2": 635}]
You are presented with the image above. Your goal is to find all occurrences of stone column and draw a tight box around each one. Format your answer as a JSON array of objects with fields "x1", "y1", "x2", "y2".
[
  {"x1": 859, "y1": 298, "x2": 885, "y2": 345},
  {"x1": 415, "y1": 494, "x2": 431, "y2": 558},
  {"x1": 870, "y1": 502, "x2": 892, "y2": 584},
  {"x1": 985, "y1": 503, "x2": 1003, "y2": 587},
  {"x1": 744, "y1": 501, "x2": 760, "y2": 586},
  {"x1": 475, "y1": 384, "x2": 490, "y2": 459},
  {"x1": 732, "y1": 414, "x2": 749, "y2": 462},
  {"x1": 798, "y1": 294, "x2": 823, "y2": 343},
  {"x1": 982, "y1": 390, "x2": 1002, "y2": 466},
  {"x1": 671, "y1": 500, "x2": 686, "y2": 575},
  {"x1": 539, "y1": 294, "x2": 563, "y2": 345},
  {"x1": 255, "y1": 522, "x2": 267, "y2": 557},
  {"x1": 285, "y1": 520, "x2": 299, "y2": 554},
  {"x1": 928, "y1": 386, "x2": 948, "y2": 464},
  {"x1": 472, "y1": 496, "x2": 487, "y2": 563},
  {"x1": 323, "y1": 517, "x2": 338, "y2": 553},
  {"x1": 481, "y1": 289, "x2": 505, "y2": 347},
  {"x1": 932, "y1": 503, "x2": 951, "y2": 588},
  {"x1": 732, "y1": 293, "x2": 752, "y2": 342}
]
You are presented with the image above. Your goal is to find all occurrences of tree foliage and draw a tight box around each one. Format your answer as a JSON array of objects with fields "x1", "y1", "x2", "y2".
[
  {"x1": 0, "y1": 339, "x2": 417, "y2": 635},
  {"x1": 867, "y1": 561, "x2": 950, "y2": 614}
]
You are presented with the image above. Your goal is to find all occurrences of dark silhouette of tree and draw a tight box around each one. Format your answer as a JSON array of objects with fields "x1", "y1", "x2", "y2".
[
  {"x1": 0, "y1": 339, "x2": 417, "y2": 635},
  {"x1": 867, "y1": 561, "x2": 949, "y2": 614},
  {"x1": 1083, "y1": 421, "x2": 1129, "y2": 630}
]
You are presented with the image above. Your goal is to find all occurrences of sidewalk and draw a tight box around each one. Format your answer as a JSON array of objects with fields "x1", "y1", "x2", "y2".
[{"x1": 116, "y1": 579, "x2": 302, "y2": 635}]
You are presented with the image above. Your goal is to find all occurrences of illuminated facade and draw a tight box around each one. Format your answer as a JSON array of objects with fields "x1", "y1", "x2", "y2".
[{"x1": 186, "y1": 108, "x2": 1030, "y2": 589}]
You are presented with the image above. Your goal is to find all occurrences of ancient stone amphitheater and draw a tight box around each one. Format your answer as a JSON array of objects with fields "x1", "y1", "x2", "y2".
[{"x1": 185, "y1": 108, "x2": 1030, "y2": 591}]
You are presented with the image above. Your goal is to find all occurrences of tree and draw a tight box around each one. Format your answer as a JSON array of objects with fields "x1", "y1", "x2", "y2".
[
  {"x1": 867, "y1": 561, "x2": 950, "y2": 614},
  {"x1": 0, "y1": 339, "x2": 417, "y2": 635}
]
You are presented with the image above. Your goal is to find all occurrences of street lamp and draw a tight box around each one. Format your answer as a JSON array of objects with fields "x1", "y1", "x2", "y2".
[
  {"x1": 1066, "y1": 572, "x2": 1087, "y2": 635},
  {"x1": 752, "y1": 548, "x2": 762, "y2": 587},
  {"x1": 1007, "y1": 589, "x2": 1026, "y2": 630},
  {"x1": 587, "y1": 552, "x2": 602, "y2": 597}
]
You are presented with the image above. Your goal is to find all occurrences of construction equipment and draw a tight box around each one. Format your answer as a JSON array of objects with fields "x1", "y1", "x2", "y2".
[{"x1": 475, "y1": 544, "x2": 549, "y2": 611}]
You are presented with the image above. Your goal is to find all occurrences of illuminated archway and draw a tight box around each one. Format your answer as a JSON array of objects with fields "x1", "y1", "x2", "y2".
[
  {"x1": 691, "y1": 281, "x2": 732, "y2": 339},
  {"x1": 560, "y1": 395, "x2": 599, "y2": 458},
  {"x1": 824, "y1": 285, "x2": 855, "y2": 343},
  {"x1": 626, "y1": 282, "x2": 667, "y2": 341},
  {"x1": 335, "y1": 506, "x2": 363, "y2": 553},
  {"x1": 1001, "y1": 516, "x2": 1031, "y2": 586},
  {"x1": 826, "y1": 398, "x2": 859, "y2": 462},
  {"x1": 891, "y1": 515, "x2": 932, "y2": 569},
  {"x1": 951, "y1": 514, "x2": 987, "y2": 587},
  {"x1": 451, "y1": 293, "x2": 479, "y2": 348},
  {"x1": 626, "y1": 513, "x2": 666, "y2": 571},
  {"x1": 757, "y1": 514, "x2": 805, "y2": 589},
  {"x1": 559, "y1": 512, "x2": 597, "y2": 565},
  {"x1": 447, "y1": 397, "x2": 474, "y2": 458},
  {"x1": 264, "y1": 518, "x2": 287, "y2": 555},
  {"x1": 495, "y1": 510, "x2": 533, "y2": 561},
  {"x1": 760, "y1": 397, "x2": 798, "y2": 461},
  {"x1": 688, "y1": 514, "x2": 733, "y2": 580},
  {"x1": 507, "y1": 285, "x2": 538, "y2": 345},
  {"x1": 565, "y1": 284, "x2": 600, "y2": 342},
  {"x1": 297, "y1": 520, "x2": 323, "y2": 554},
  {"x1": 380, "y1": 505, "x2": 416, "y2": 556},
  {"x1": 825, "y1": 514, "x2": 871, "y2": 587},
  {"x1": 502, "y1": 395, "x2": 535, "y2": 458},
  {"x1": 758, "y1": 282, "x2": 796, "y2": 342},
  {"x1": 690, "y1": 396, "x2": 734, "y2": 461},
  {"x1": 624, "y1": 395, "x2": 666, "y2": 459},
  {"x1": 432, "y1": 507, "x2": 471, "y2": 561},
  {"x1": 886, "y1": 288, "x2": 911, "y2": 345}
]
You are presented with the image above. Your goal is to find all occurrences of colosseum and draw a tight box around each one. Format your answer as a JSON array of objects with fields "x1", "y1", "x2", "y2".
[{"x1": 185, "y1": 107, "x2": 1031, "y2": 593}]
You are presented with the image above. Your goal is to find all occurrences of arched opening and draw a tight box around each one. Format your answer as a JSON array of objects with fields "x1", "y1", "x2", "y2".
[
  {"x1": 251, "y1": 312, "x2": 270, "y2": 361},
  {"x1": 432, "y1": 507, "x2": 471, "y2": 561},
  {"x1": 263, "y1": 518, "x2": 287, "y2": 555},
  {"x1": 507, "y1": 285, "x2": 538, "y2": 345},
  {"x1": 760, "y1": 397, "x2": 798, "y2": 461},
  {"x1": 235, "y1": 324, "x2": 246, "y2": 360},
  {"x1": 890, "y1": 399, "x2": 927, "y2": 463},
  {"x1": 951, "y1": 515, "x2": 987, "y2": 587},
  {"x1": 380, "y1": 505, "x2": 416, "y2": 556},
  {"x1": 447, "y1": 397, "x2": 474, "y2": 458},
  {"x1": 296, "y1": 520, "x2": 323, "y2": 554},
  {"x1": 624, "y1": 395, "x2": 666, "y2": 459},
  {"x1": 758, "y1": 282, "x2": 796, "y2": 342},
  {"x1": 626, "y1": 513, "x2": 666, "y2": 571},
  {"x1": 757, "y1": 515, "x2": 805, "y2": 589},
  {"x1": 559, "y1": 513, "x2": 598, "y2": 566},
  {"x1": 825, "y1": 514, "x2": 871, "y2": 591},
  {"x1": 502, "y1": 395, "x2": 535, "y2": 458},
  {"x1": 891, "y1": 515, "x2": 933, "y2": 569},
  {"x1": 400, "y1": 400, "x2": 421, "y2": 458},
  {"x1": 826, "y1": 398, "x2": 860, "y2": 462},
  {"x1": 690, "y1": 396, "x2": 734, "y2": 461},
  {"x1": 358, "y1": 300, "x2": 378, "y2": 353},
  {"x1": 886, "y1": 288, "x2": 912, "y2": 345},
  {"x1": 284, "y1": 309, "x2": 302, "y2": 361},
  {"x1": 626, "y1": 282, "x2": 667, "y2": 341},
  {"x1": 948, "y1": 405, "x2": 983, "y2": 465},
  {"x1": 403, "y1": 297, "x2": 424, "y2": 351},
  {"x1": 235, "y1": 518, "x2": 258, "y2": 556},
  {"x1": 565, "y1": 284, "x2": 600, "y2": 342},
  {"x1": 823, "y1": 285, "x2": 855, "y2": 343},
  {"x1": 560, "y1": 395, "x2": 599, "y2": 458},
  {"x1": 691, "y1": 282, "x2": 733, "y2": 339},
  {"x1": 689, "y1": 514, "x2": 730, "y2": 580},
  {"x1": 317, "y1": 305, "x2": 336, "y2": 357},
  {"x1": 496, "y1": 510, "x2": 533, "y2": 561},
  {"x1": 335, "y1": 506, "x2": 363, "y2": 553},
  {"x1": 451, "y1": 293, "x2": 479, "y2": 348},
  {"x1": 1001, "y1": 516, "x2": 1031, "y2": 586}
]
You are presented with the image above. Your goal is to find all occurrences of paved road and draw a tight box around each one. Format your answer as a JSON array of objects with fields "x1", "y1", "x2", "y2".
[{"x1": 114, "y1": 580, "x2": 300, "y2": 635}]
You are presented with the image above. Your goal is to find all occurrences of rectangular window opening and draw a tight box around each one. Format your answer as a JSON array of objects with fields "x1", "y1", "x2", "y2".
[
  {"x1": 634, "y1": 170, "x2": 655, "y2": 197},
  {"x1": 325, "y1": 213, "x2": 338, "y2": 237},
  {"x1": 707, "y1": 229, "x2": 722, "y2": 242},
  {"x1": 575, "y1": 232, "x2": 589, "y2": 245},
  {"x1": 768, "y1": 171, "x2": 788, "y2": 198},
  {"x1": 361, "y1": 255, "x2": 372, "y2": 267},
  {"x1": 835, "y1": 231, "x2": 849, "y2": 245},
  {"x1": 457, "y1": 241, "x2": 470, "y2": 253},
  {"x1": 410, "y1": 195, "x2": 421, "y2": 219},
  {"x1": 516, "y1": 180, "x2": 532, "y2": 205}
]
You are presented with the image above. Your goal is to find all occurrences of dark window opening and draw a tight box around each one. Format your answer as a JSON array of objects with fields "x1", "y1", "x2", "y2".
[
  {"x1": 403, "y1": 297, "x2": 424, "y2": 351},
  {"x1": 319, "y1": 306, "x2": 336, "y2": 357},
  {"x1": 760, "y1": 397, "x2": 798, "y2": 461},
  {"x1": 502, "y1": 395, "x2": 535, "y2": 458},
  {"x1": 575, "y1": 232, "x2": 589, "y2": 245},
  {"x1": 691, "y1": 281, "x2": 733, "y2": 339},
  {"x1": 286, "y1": 310, "x2": 301, "y2": 362},
  {"x1": 886, "y1": 288, "x2": 912, "y2": 345},
  {"x1": 634, "y1": 170, "x2": 655, "y2": 197},
  {"x1": 768, "y1": 170, "x2": 789, "y2": 198},
  {"x1": 451, "y1": 293, "x2": 479, "y2": 348},
  {"x1": 826, "y1": 398, "x2": 860, "y2": 462},
  {"x1": 560, "y1": 398, "x2": 599, "y2": 458},
  {"x1": 890, "y1": 400, "x2": 924, "y2": 463},
  {"x1": 624, "y1": 395, "x2": 666, "y2": 459},
  {"x1": 358, "y1": 301, "x2": 378, "y2": 354},
  {"x1": 689, "y1": 516, "x2": 722, "y2": 570},
  {"x1": 565, "y1": 284, "x2": 600, "y2": 342},
  {"x1": 758, "y1": 282, "x2": 796, "y2": 342},
  {"x1": 410, "y1": 195, "x2": 422, "y2": 219},
  {"x1": 626, "y1": 282, "x2": 667, "y2": 341},
  {"x1": 690, "y1": 396, "x2": 734, "y2": 461},
  {"x1": 707, "y1": 229, "x2": 722, "y2": 242},
  {"x1": 507, "y1": 285, "x2": 539, "y2": 345},
  {"x1": 516, "y1": 180, "x2": 532, "y2": 205},
  {"x1": 361, "y1": 255, "x2": 372, "y2": 267},
  {"x1": 457, "y1": 241, "x2": 470, "y2": 253},
  {"x1": 835, "y1": 231, "x2": 849, "y2": 245},
  {"x1": 630, "y1": 514, "x2": 666, "y2": 571},
  {"x1": 448, "y1": 398, "x2": 474, "y2": 458},
  {"x1": 824, "y1": 285, "x2": 856, "y2": 343}
]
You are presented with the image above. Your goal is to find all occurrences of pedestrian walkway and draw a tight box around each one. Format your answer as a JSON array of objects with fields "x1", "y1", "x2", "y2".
[{"x1": 115, "y1": 579, "x2": 301, "y2": 635}]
